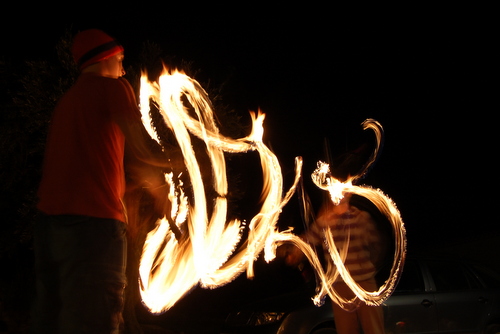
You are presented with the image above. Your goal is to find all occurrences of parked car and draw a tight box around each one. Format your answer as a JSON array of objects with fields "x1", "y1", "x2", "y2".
[{"x1": 220, "y1": 257, "x2": 500, "y2": 334}]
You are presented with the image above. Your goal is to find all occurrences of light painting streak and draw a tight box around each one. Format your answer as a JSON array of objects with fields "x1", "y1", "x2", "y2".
[
  {"x1": 138, "y1": 67, "x2": 302, "y2": 313},
  {"x1": 137, "y1": 67, "x2": 406, "y2": 314},
  {"x1": 265, "y1": 120, "x2": 406, "y2": 310}
]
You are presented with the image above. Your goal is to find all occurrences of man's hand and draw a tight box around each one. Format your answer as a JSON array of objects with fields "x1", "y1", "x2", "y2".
[{"x1": 278, "y1": 243, "x2": 305, "y2": 267}]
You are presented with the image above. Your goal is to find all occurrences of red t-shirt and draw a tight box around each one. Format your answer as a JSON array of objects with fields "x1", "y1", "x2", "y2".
[{"x1": 37, "y1": 73, "x2": 141, "y2": 222}]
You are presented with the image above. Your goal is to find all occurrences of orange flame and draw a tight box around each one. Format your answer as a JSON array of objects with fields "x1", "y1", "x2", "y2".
[
  {"x1": 138, "y1": 67, "x2": 302, "y2": 313},
  {"x1": 137, "y1": 67, "x2": 406, "y2": 314},
  {"x1": 265, "y1": 120, "x2": 406, "y2": 310}
]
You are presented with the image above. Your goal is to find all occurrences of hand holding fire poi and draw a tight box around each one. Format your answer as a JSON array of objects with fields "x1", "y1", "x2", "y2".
[{"x1": 137, "y1": 67, "x2": 406, "y2": 314}]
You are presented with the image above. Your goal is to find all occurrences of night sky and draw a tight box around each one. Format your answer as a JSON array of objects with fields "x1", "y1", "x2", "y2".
[{"x1": 2, "y1": 7, "x2": 496, "y2": 256}]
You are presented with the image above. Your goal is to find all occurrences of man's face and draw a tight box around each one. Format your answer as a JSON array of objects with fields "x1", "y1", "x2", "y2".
[{"x1": 101, "y1": 52, "x2": 126, "y2": 78}]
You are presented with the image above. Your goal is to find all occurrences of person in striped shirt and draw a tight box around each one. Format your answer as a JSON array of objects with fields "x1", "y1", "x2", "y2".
[{"x1": 285, "y1": 193, "x2": 390, "y2": 334}]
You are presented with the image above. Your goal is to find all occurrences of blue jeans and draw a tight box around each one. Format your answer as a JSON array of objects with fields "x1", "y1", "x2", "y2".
[{"x1": 31, "y1": 214, "x2": 127, "y2": 334}]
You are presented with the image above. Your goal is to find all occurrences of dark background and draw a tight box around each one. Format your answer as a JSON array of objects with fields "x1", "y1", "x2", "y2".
[
  {"x1": 2, "y1": 6, "x2": 497, "y2": 251},
  {"x1": 0, "y1": 4, "x2": 497, "y2": 331}
]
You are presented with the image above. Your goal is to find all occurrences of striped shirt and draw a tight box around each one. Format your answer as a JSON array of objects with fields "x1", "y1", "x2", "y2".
[{"x1": 305, "y1": 199, "x2": 385, "y2": 282}]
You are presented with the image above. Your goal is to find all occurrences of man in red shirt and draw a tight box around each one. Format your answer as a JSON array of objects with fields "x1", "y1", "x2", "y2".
[{"x1": 33, "y1": 29, "x2": 178, "y2": 333}]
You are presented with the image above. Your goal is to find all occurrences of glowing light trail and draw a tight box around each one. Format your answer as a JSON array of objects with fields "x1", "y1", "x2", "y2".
[
  {"x1": 138, "y1": 67, "x2": 302, "y2": 313},
  {"x1": 266, "y1": 120, "x2": 406, "y2": 310},
  {"x1": 137, "y1": 67, "x2": 406, "y2": 314}
]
